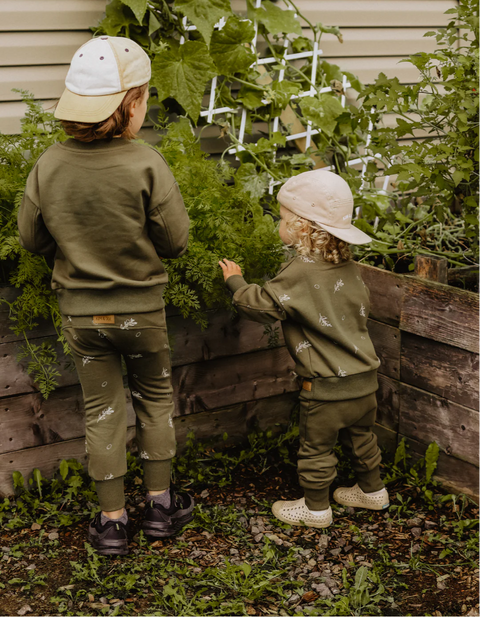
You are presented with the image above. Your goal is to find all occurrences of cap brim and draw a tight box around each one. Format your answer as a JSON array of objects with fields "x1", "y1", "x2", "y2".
[
  {"x1": 316, "y1": 221, "x2": 373, "y2": 245},
  {"x1": 54, "y1": 88, "x2": 128, "y2": 122}
]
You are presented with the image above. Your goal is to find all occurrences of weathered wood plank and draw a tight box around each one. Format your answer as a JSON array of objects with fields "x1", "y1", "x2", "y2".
[
  {"x1": 0, "y1": 311, "x2": 287, "y2": 396},
  {"x1": 168, "y1": 312, "x2": 284, "y2": 366},
  {"x1": 0, "y1": 287, "x2": 56, "y2": 344},
  {"x1": 376, "y1": 373, "x2": 400, "y2": 432},
  {"x1": 373, "y1": 423, "x2": 398, "y2": 454},
  {"x1": 400, "y1": 277, "x2": 479, "y2": 353},
  {"x1": 356, "y1": 263, "x2": 406, "y2": 326},
  {"x1": 0, "y1": 386, "x2": 136, "y2": 455},
  {"x1": 172, "y1": 346, "x2": 297, "y2": 416},
  {"x1": 0, "y1": 392, "x2": 298, "y2": 497},
  {"x1": 0, "y1": 351, "x2": 297, "y2": 454},
  {"x1": 402, "y1": 435, "x2": 479, "y2": 499},
  {"x1": 398, "y1": 383, "x2": 479, "y2": 467},
  {"x1": 367, "y1": 318, "x2": 400, "y2": 380},
  {"x1": 414, "y1": 255, "x2": 448, "y2": 284},
  {"x1": 448, "y1": 266, "x2": 479, "y2": 289},
  {"x1": 0, "y1": 337, "x2": 77, "y2": 398},
  {"x1": 401, "y1": 332, "x2": 479, "y2": 410}
]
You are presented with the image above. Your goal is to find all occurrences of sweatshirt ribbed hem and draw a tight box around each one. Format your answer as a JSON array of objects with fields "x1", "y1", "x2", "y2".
[
  {"x1": 303, "y1": 369, "x2": 379, "y2": 401},
  {"x1": 56, "y1": 285, "x2": 165, "y2": 316}
]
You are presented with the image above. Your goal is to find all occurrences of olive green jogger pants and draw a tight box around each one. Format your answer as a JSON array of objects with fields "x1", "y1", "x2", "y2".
[
  {"x1": 298, "y1": 391, "x2": 384, "y2": 510},
  {"x1": 62, "y1": 310, "x2": 176, "y2": 511}
]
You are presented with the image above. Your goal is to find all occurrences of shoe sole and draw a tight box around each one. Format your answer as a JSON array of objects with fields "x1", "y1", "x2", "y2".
[
  {"x1": 333, "y1": 495, "x2": 390, "y2": 511},
  {"x1": 142, "y1": 510, "x2": 194, "y2": 540},
  {"x1": 272, "y1": 509, "x2": 332, "y2": 529},
  {"x1": 88, "y1": 531, "x2": 129, "y2": 556}
]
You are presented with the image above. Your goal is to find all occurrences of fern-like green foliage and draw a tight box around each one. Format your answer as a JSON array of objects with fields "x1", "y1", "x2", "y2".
[
  {"x1": 157, "y1": 118, "x2": 283, "y2": 326},
  {"x1": 0, "y1": 96, "x2": 284, "y2": 396},
  {"x1": 0, "y1": 93, "x2": 68, "y2": 398}
]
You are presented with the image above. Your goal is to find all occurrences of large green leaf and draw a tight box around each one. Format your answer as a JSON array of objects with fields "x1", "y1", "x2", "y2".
[
  {"x1": 151, "y1": 41, "x2": 216, "y2": 121},
  {"x1": 272, "y1": 81, "x2": 301, "y2": 110},
  {"x1": 236, "y1": 84, "x2": 266, "y2": 110},
  {"x1": 300, "y1": 94, "x2": 345, "y2": 136},
  {"x1": 122, "y1": 0, "x2": 147, "y2": 24},
  {"x1": 98, "y1": 0, "x2": 138, "y2": 36},
  {"x1": 175, "y1": 0, "x2": 232, "y2": 45},
  {"x1": 254, "y1": 0, "x2": 302, "y2": 35},
  {"x1": 235, "y1": 163, "x2": 269, "y2": 200},
  {"x1": 210, "y1": 16, "x2": 256, "y2": 75}
]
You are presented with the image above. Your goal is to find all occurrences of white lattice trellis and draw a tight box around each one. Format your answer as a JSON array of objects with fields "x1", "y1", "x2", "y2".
[{"x1": 178, "y1": 1, "x2": 390, "y2": 218}]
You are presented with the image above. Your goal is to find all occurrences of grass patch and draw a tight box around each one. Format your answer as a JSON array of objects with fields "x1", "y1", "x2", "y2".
[{"x1": 0, "y1": 422, "x2": 478, "y2": 616}]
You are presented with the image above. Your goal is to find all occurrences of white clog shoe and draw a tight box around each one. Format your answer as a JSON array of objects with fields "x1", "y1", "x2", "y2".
[
  {"x1": 272, "y1": 497, "x2": 333, "y2": 528},
  {"x1": 333, "y1": 483, "x2": 390, "y2": 510}
]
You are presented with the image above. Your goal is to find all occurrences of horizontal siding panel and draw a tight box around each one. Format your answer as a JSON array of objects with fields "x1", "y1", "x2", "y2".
[
  {"x1": 290, "y1": 1, "x2": 457, "y2": 28},
  {"x1": 0, "y1": 65, "x2": 67, "y2": 101},
  {"x1": 0, "y1": 31, "x2": 91, "y2": 66},
  {"x1": 0, "y1": 1, "x2": 106, "y2": 32},
  {"x1": 319, "y1": 28, "x2": 439, "y2": 57},
  {"x1": 327, "y1": 56, "x2": 422, "y2": 84}
]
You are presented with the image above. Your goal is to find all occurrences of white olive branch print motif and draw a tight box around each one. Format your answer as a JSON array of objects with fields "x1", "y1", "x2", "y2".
[
  {"x1": 334, "y1": 279, "x2": 344, "y2": 293},
  {"x1": 161, "y1": 368, "x2": 170, "y2": 378},
  {"x1": 97, "y1": 406, "x2": 115, "y2": 422},
  {"x1": 132, "y1": 391, "x2": 143, "y2": 399},
  {"x1": 338, "y1": 367, "x2": 347, "y2": 377},
  {"x1": 360, "y1": 304, "x2": 366, "y2": 317},
  {"x1": 296, "y1": 340, "x2": 312, "y2": 354},
  {"x1": 319, "y1": 313, "x2": 333, "y2": 327},
  {"x1": 128, "y1": 354, "x2": 143, "y2": 359},
  {"x1": 299, "y1": 255, "x2": 315, "y2": 263},
  {"x1": 279, "y1": 294, "x2": 291, "y2": 305},
  {"x1": 140, "y1": 451, "x2": 150, "y2": 459},
  {"x1": 82, "y1": 355, "x2": 94, "y2": 366},
  {"x1": 120, "y1": 318, "x2": 138, "y2": 330}
]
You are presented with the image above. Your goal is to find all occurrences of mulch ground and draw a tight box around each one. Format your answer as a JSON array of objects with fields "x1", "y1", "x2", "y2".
[{"x1": 0, "y1": 446, "x2": 478, "y2": 617}]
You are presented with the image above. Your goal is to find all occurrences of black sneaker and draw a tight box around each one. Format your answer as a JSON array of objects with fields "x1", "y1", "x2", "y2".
[
  {"x1": 142, "y1": 487, "x2": 195, "y2": 539},
  {"x1": 88, "y1": 512, "x2": 129, "y2": 556}
]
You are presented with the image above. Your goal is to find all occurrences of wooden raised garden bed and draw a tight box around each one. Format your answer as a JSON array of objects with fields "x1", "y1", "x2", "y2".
[{"x1": 0, "y1": 262, "x2": 478, "y2": 497}]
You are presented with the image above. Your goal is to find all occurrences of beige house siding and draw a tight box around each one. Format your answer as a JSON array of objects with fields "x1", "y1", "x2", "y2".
[{"x1": 0, "y1": 0, "x2": 456, "y2": 134}]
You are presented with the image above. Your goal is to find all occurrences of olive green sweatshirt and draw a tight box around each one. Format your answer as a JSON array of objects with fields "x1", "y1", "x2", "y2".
[
  {"x1": 17, "y1": 138, "x2": 189, "y2": 316},
  {"x1": 226, "y1": 255, "x2": 381, "y2": 400}
]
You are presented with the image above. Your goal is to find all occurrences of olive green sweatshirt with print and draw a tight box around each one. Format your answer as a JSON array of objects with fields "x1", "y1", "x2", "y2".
[
  {"x1": 17, "y1": 138, "x2": 189, "y2": 316},
  {"x1": 226, "y1": 255, "x2": 381, "y2": 401}
]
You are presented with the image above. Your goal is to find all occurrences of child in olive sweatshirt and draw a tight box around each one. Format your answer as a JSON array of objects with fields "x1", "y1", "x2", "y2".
[
  {"x1": 17, "y1": 36, "x2": 194, "y2": 555},
  {"x1": 220, "y1": 170, "x2": 389, "y2": 528}
]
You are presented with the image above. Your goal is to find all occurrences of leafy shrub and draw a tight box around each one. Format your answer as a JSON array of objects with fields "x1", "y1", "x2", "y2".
[{"x1": 354, "y1": 0, "x2": 479, "y2": 270}]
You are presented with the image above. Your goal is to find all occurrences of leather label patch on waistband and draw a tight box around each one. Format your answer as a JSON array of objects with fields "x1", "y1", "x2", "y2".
[
  {"x1": 93, "y1": 315, "x2": 115, "y2": 325},
  {"x1": 302, "y1": 380, "x2": 312, "y2": 392}
]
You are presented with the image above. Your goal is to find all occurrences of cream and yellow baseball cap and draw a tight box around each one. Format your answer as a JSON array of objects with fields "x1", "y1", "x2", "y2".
[
  {"x1": 277, "y1": 169, "x2": 373, "y2": 245},
  {"x1": 55, "y1": 36, "x2": 151, "y2": 123}
]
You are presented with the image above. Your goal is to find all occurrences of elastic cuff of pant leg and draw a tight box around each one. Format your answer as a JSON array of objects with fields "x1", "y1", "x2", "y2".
[
  {"x1": 357, "y1": 468, "x2": 384, "y2": 493},
  {"x1": 304, "y1": 487, "x2": 330, "y2": 511},
  {"x1": 143, "y1": 459, "x2": 172, "y2": 491},
  {"x1": 95, "y1": 476, "x2": 125, "y2": 512}
]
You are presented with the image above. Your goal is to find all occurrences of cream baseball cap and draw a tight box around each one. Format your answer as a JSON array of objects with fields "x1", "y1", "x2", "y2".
[
  {"x1": 55, "y1": 36, "x2": 151, "y2": 123},
  {"x1": 277, "y1": 169, "x2": 373, "y2": 245}
]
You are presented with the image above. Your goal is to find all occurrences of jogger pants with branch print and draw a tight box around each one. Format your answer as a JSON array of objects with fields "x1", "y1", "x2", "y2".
[{"x1": 62, "y1": 310, "x2": 176, "y2": 495}]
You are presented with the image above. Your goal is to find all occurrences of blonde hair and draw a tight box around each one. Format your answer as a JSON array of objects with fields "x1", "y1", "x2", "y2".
[
  {"x1": 59, "y1": 83, "x2": 148, "y2": 142},
  {"x1": 285, "y1": 213, "x2": 352, "y2": 264}
]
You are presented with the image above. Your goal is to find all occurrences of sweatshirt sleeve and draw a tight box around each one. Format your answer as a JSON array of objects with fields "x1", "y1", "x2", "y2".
[
  {"x1": 17, "y1": 162, "x2": 56, "y2": 259},
  {"x1": 225, "y1": 273, "x2": 288, "y2": 324},
  {"x1": 147, "y1": 152, "x2": 190, "y2": 259}
]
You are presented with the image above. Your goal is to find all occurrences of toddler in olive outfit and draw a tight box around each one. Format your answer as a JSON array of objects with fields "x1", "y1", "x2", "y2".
[
  {"x1": 220, "y1": 170, "x2": 389, "y2": 528},
  {"x1": 17, "y1": 36, "x2": 194, "y2": 554}
]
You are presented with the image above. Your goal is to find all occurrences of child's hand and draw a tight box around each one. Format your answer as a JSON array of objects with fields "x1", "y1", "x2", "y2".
[{"x1": 219, "y1": 258, "x2": 242, "y2": 281}]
